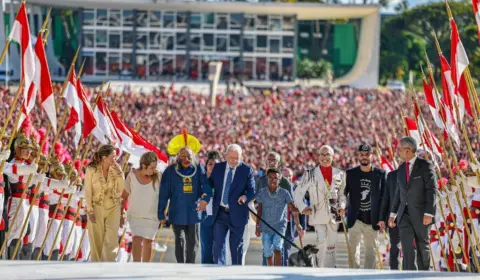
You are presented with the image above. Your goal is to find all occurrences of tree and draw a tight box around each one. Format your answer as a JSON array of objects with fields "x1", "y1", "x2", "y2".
[{"x1": 380, "y1": 1, "x2": 480, "y2": 84}]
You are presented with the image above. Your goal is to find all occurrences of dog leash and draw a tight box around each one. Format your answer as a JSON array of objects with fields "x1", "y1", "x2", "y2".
[{"x1": 247, "y1": 206, "x2": 302, "y2": 251}]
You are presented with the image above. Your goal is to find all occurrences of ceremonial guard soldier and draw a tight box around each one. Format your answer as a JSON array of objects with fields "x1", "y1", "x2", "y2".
[{"x1": 5, "y1": 133, "x2": 39, "y2": 259}]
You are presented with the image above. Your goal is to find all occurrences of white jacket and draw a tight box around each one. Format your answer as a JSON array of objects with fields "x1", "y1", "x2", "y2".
[{"x1": 294, "y1": 166, "x2": 346, "y2": 226}]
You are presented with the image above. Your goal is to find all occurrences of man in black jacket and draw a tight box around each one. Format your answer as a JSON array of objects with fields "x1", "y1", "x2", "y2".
[
  {"x1": 388, "y1": 136, "x2": 436, "y2": 271},
  {"x1": 344, "y1": 144, "x2": 386, "y2": 269},
  {"x1": 379, "y1": 169, "x2": 401, "y2": 269}
]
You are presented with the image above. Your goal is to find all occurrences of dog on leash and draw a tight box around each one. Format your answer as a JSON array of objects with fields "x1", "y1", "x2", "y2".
[{"x1": 288, "y1": 244, "x2": 320, "y2": 267}]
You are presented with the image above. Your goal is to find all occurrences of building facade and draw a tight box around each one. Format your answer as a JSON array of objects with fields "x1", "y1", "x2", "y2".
[{"x1": 81, "y1": 9, "x2": 296, "y2": 82}]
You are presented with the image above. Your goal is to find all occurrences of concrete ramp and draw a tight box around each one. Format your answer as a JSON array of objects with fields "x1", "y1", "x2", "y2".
[{"x1": 0, "y1": 261, "x2": 475, "y2": 279}]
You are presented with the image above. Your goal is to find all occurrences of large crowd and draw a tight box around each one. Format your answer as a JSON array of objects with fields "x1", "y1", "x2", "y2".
[{"x1": 1, "y1": 83, "x2": 479, "y2": 176}]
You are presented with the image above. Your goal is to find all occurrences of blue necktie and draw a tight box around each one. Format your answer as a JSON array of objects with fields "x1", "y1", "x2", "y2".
[{"x1": 222, "y1": 168, "x2": 233, "y2": 206}]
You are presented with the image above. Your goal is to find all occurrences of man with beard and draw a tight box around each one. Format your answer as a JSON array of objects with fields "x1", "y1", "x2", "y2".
[{"x1": 344, "y1": 144, "x2": 386, "y2": 269}]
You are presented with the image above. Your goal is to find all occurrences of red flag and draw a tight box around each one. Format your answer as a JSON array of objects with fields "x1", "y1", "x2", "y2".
[
  {"x1": 34, "y1": 33, "x2": 56, "y2": 133},
  {"x1": 381, "y1": 156, "x2": 394, "y2": 173},
  {"x1": 76, "y1": 79, "x2": 97, "y2": 138},
  {"x1": 63, "y1": 69, "x2": 82, "y2": 147},
  {"x1": 450, "y1": 18, "x2": 473, "y2": 120},
  {"x1": 423, "y1": 75, "x2": 444, "y2": 130},
  {"x1": 92, "y1": 96, "x2": 120, "y2": 145},
  {"x1": 9, "y1": 2, "x2": 35, "y2": 110}
]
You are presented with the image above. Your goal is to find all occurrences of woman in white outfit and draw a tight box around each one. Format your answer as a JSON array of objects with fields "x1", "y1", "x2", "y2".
[{"x1": 121, "y1": 152, "x2": 161, "y2": 262}]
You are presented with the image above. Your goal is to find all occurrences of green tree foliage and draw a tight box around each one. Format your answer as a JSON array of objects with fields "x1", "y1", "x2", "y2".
[
  {"x1": 380, "y1": 1, "x2": 479, "y2": 85},
  {"x1": 297, "y1": 58, "x2": 333, "y2": 79}
]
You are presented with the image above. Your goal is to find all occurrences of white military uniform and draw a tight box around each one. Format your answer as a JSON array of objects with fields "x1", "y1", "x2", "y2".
[{"x1": 294, "y1": 166, "x2": 346, "y2": 268}]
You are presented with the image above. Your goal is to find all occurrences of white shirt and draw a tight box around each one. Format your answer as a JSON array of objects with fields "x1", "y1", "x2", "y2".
[
  {"x1": 390, "y1": 156, "x2": 433, "y2": 218},
  {"x1": 220, "y1": 164, "x2": 238, "y2": 208}
]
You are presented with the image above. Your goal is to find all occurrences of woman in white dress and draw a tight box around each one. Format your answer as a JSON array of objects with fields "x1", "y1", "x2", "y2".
[{"x1": 121, "y1": 152, "x2": 161, "y2": 262}]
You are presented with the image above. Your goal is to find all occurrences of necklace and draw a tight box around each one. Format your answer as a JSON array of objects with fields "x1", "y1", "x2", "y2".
[{"x1": 174, "y1": 164, "x2": 197, "y2": 179}]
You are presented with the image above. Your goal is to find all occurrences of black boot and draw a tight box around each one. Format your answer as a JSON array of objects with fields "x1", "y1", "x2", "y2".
[
  {"x1": 62, "y1": 253, "x2": 70, "y2": 261},
  {"x1": 32, "y1": 247, "x2": 41, "y2": 260},
  {"x1": 20, "y1": 243, "x2": 33, "y2": 260},
  {"x1": 50, "y1": 249, "x2": 59, "y2": 261},
  {"x1": 7, "y1": 239, "x2": 21, "y2": 260}
]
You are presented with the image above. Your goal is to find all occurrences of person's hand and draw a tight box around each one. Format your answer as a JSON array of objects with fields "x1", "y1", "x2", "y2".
[
  {"x1": 255, "y1": 227, "x2": 261, "y2": 237},
  {"x1": 388, "y1": 217, "x2": 396, "y2": 228},
  {"x1": 160, "y1": 219, "x2": 167, "y2": 224},
  {"x1": 197, "y1": 200, "x2": 208, "y2": 212},
  {"x1": 238, "y1": 195, "x2": 247, "y2": 205},
  {"x1": 423, "y1": 215, "x2": 433, "y2": 226},
  {"x1": 297, "y1": 225, "x2": 304, "y2": 238},
  {"x1": 302, "y1": 206, "x2": 313, "y2": 215},
  {"x1": 290, "y1": 206, "x2": 299, "y2": 214},
  {"x1": 88, "y1": 213, "x2": 96, "y2": 223},
  {"x1": 338, "y1": 208, "x2": 346, "y2": 216},
  {"x1": 377, "y1": 221, "x2": 386, "y2": 231}
]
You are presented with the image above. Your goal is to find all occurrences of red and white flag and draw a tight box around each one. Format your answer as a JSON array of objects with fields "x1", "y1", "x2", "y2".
[
  {"x1": 9, "y1": 2, "x2": 35, "y2": 111},
  {"x1": 450, "y1": 18, "x2": 473, "y2": 122},
  {"x1": 76, "y1": 79, "x2": 97, "y2": 139},
  {"x1": 380, "y1": 156, "x2": 394, "y2": 174},
  {"x1": 92, "y1": 96, "x2": 121, "y2": 145},
  {"x1": 33, "y1": 33, "x2": 56, "y2": 133},
  {"x1": 404, "y1": 117, "x2": 422, "y2": 147},
  {"x1": 124, "y1": 124, "x2": 168, "y2": 171},
  {"x1": 472, "y1": 0, "x2": 480, "y2": 43},
  {"x1": 63, "y1": 69, "x2": 82, "y2": 147},
  {"x1": 110, "y1": 111, "x2": 134, "y2": 152},
  {"x1": 439, "y1": 54, "x2": 461, "y2": 146},
  {"x1": 423, "y1": 74, "x2": 444, "y2": 130}
]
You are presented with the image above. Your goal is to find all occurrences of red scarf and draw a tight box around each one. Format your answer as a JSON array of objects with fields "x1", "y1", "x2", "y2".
[{"x1": 320, "y1": 166, "x2": 333, "y2": 185}]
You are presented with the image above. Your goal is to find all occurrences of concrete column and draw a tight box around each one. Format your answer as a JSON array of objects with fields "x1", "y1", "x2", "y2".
[
  {"x1": 292, "y1": 15, "x2": 298, "y2": 81},
  {"x1": 238, "y1": 13, "x2": 245, "y2": 84},
  {"x1": 132, "y1": 9, "x2": 138, "y2": 79},
  {"x1": 185, "y1": 11, "x2": 191, "y2": 79}
]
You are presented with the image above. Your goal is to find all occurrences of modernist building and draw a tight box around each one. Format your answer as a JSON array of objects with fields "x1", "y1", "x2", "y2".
[{"x1": 0, "y1": 0, "x2": 381, "y2": 88}]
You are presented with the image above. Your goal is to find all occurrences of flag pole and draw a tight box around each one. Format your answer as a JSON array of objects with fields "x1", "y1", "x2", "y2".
[
  {"x1": 45, "y1": 72, "x2": 103, "y2": 261},
  {"x1": 59, "y1": 198, "x2": 84, "y2": 261},
  {"x1": 438, "y1": 131, "x2": 476, "y2": 272}
]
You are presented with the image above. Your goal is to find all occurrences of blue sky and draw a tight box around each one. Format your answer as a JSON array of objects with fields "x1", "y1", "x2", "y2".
[{"x1": 381, "y1": 0, "x2": 441, "y2": 13}]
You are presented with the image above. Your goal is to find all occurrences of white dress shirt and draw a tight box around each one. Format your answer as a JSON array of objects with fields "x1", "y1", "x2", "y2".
[{"x1": 220, "y1": 163, "x2": 238, "y2": 208}]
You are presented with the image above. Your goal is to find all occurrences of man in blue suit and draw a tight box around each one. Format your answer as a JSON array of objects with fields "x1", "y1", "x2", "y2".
[{"x1": 210, "y1": 144, "x2": 256, "y2": 265}]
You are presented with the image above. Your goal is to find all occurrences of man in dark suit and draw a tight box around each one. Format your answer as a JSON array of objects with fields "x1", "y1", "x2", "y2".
[
  {"x1": 379, "y1": 169, "x2": 401, "y2": 270},
  {"x1": 389, "y1": 136, "x2": 436, "y2": 271},
  {"x1": 210, "y1": 144, "x2": 255, "y2": 265},
  {"x1": 344, "y1": 144, "x2": 386, "y2": 269}
]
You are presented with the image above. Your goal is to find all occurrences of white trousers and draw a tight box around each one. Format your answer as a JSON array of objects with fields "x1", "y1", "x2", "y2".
[
  {"x1": 7, "y1": 197, "x2": 29, "y2": 246},
  {"x1": 77, "y1": 230, "x2": 90, "y2": 262},
  {"x1": 70, "y1": 225, "x2": 83, "y2": 260},
  {"x1": 347, "y1": 220, "x2": 378, "y2": 269},
  {"x1": 33, "y1": 208, "x2": 49, "y2": 249},
  {"x1": 61, "y1": 219, "x2": 75, "y2": 256},
  {"x1": 44, "y1": 218, "x2": 62, "y2": 256},
  {"x1": 25, "y1": 206, "x2": 39, "y2": 244},
  {"x1": 314, "y1": 224, "x2": 337, "y2": 268}
]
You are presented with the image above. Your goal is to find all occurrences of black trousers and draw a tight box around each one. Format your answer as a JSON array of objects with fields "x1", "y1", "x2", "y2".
[
  {"x1": 399, "y1": 208, "x2": 430, "y2": 271},
  {"x1": 389, "y1": 225, "x2": 401, "y2": 269},
  {"x1": 172, "y1": 224, "x2": 199, "y2": 264}
]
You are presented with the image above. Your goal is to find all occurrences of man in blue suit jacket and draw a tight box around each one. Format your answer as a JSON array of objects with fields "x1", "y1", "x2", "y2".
[{"x1": 210, "y1": 144, "x2": 255, "y2": 265}]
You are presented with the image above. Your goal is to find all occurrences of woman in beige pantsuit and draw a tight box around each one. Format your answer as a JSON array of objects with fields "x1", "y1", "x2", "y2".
[{"x1": 85, "y1": 144, "x2": 125, "y2": 262}]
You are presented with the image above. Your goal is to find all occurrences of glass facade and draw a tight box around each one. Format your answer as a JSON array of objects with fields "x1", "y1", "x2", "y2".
[{"x1": 81, "y1": 9, "x2": 296, "y2": 81}]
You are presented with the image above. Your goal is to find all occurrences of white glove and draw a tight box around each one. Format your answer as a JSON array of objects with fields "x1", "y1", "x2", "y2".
[
  {"x1": 26, "y1": 163, "x2": 39, "y2": 174},
  {"x1": 0, "y1": 149, "x2": 10, "y2": 161},
  {"x1": 33, "y1": 173, "x2": 46, "y2": 185}
]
